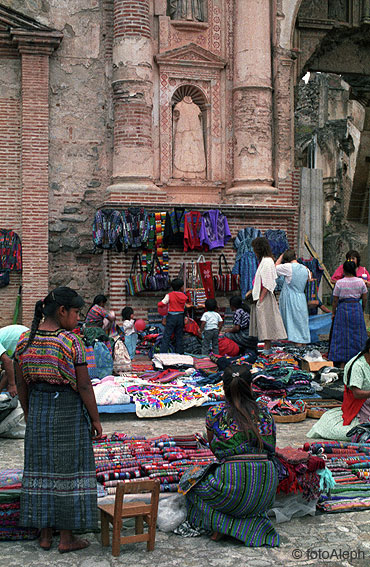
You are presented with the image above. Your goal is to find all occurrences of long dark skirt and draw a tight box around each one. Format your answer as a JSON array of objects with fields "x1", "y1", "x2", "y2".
[
  {"x1": 328, "y1": 299, "x2": 367, "y2": 364},
  {"x1": 20, "y1": 384, "x2": 98, "y2": 531},
  {"x1": 185, "y1": 459, "x2": 279, "y2": 547}
]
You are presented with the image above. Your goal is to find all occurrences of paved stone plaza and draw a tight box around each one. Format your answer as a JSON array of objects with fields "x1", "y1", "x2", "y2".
[{"x1": 1, "y1": 410, "x2": 369, "y2": 567}]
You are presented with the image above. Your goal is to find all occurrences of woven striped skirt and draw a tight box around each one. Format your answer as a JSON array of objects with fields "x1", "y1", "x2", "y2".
[
  {"x1": 20, "y1": 383, "x2": 98, "y2": 531},
  {"x1": 185, "y1": 459, "x2": 279, "y2": 547},
  {"x1": 329, "y1": 299, "x2": 367, "y2": 364}
]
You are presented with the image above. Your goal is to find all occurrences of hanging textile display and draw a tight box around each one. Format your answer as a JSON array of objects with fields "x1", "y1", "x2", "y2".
[
  {"x1": 155, "y1": 212, "x2": 169, "y2": 272},
  {"x1": 0, "y1": 230, "x2": 22, "y2": 272},
  {"x1": 196, "y1": 255, "x2": 215, "y2": 299},
  {"x1": 264, "y1": 229, "x2": 289, "y2": 258},
  {"x1": 199, "y1": 210, "x2": 231, "y2": 250},
  {"x1": 183, "y1": 211, "x2": 202, "y2": 252},
  {"x1": 164, "y1": 208, "x2": 188, "y2": 247},
  {"x1": 214, "y1": 254, "x2": 240, "y2": 293},
  {"x1": 124, "y1": 207, "x2": 150, "y2": 249}
]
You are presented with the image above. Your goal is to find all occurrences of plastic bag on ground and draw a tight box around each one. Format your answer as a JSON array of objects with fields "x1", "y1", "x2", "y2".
[{"x1": 157, "y1": 493, "x2": 187, "y2": 532}]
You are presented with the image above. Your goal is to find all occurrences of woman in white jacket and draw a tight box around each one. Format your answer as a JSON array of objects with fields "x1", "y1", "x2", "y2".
[{"x1": 248, "y1": 237, "x2": 287, "y2": 351}]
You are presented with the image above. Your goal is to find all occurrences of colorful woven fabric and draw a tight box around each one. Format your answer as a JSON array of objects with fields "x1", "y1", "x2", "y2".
[
  {"x1": 20, "y1": 384, "x2": 98, "y2": 530},
  {"x1": 15, "y1": 329, "x2": 86, "y2": 391}
]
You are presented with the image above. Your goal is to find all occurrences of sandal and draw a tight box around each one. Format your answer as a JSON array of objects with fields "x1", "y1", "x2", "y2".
[{"x1": 58, "y1": 538, "x2": 90, "y2": 554}]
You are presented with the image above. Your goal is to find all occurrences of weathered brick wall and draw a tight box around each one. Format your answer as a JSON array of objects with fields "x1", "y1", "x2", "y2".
[{"x1": 0, "y1": 57, "x2": 22, "y2": 326}]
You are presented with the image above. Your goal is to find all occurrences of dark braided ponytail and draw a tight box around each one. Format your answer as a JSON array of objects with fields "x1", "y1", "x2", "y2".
[
  {"x1": 18, "y1": 286, "x2": 84, "y2": 354},
  {"x1": 222, "y1": 364, "x2": 263, "y2": 449},
  {"x1": 346, "y1": 338, "x2": 370, "y2": 386}
]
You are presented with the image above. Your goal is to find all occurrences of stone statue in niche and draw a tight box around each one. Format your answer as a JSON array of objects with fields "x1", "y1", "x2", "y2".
[
  {"x1": 168, "y1": 0, "x2": 205, "y2": 22},
  {"x1": 172, "y1": 96, "x2": 206, "y2": 179}
]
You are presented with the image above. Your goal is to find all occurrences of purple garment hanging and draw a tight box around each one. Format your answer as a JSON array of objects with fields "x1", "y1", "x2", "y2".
[{"x1": 199, "y1": 210, "x2": 231, "y2": 250}]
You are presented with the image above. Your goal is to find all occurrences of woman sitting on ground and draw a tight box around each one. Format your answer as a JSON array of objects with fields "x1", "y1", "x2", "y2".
[
  {"x1": 308, "y1": 338, "x2": 370, "y2": 441},
  {"x1": 179, "y1": 364, "x2": 279, "y2": 547},
  {"x1": 84, "y1": 294, "x2": 116, "y2": 333}
]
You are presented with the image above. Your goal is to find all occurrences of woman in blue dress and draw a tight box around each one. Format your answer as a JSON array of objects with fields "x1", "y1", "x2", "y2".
[{"x1": 275, "y1": 249, "x2": 310, "y2": 346}]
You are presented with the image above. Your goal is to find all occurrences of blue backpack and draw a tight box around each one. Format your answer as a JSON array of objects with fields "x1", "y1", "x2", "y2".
[
  {"x1": 93, "y1": 341, "x2": 113, "y2": 379},
  {"x1": 92, "y1": 209, "x2": 111, "y2": 250}
]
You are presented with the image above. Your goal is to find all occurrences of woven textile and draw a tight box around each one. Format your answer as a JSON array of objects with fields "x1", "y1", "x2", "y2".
[
  {"x1": 20, "y1": 384, "x2": 98, "y2": 530},
  {"x1": 329, "y1": 299, "x2": 367, "y2": 364},
  {"x1": 185, "y1": 459, "x2": 279, "y2": 546}
]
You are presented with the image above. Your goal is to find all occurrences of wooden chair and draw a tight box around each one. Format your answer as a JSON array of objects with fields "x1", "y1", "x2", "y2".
[{"x1": 98, "y1": 479, "x2": 160, "y2": 557}]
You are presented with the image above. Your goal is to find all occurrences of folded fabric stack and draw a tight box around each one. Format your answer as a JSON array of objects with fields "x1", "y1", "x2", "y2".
[
  {"x1": 93, "y1": 434, "x2": 215, "y2": 495},
  {"x1": 303, "y1": 441, "x2": 370, "y2": 513},
  {"x1": 251, "y1": 351, "x2": 318, "y2": 399},
  {"x1": 275, "y1": 447, "x2": 325, "y2": 502},
  {"x1": 0, "y1": 469, "x2": 37, "y2": 541},
  {"x1": 257, "y1": 397, "x2": 306, "y2": 417}
]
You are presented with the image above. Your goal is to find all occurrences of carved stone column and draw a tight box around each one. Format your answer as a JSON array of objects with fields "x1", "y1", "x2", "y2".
[
  {"x1": 227, "y1": 0, "x2": 275, "y2": 197},
  {"x1": 12, "y1": 30, "x2": 62, "y2": 325},
  {"x1": 108, "y1": 0, "x2": 159, "y2": 197},
  {"x1": 273, "y1": 47, "x2": 296, "y2": 181}
]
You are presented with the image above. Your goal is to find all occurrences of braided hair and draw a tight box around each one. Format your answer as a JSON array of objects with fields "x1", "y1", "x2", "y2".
[
  {"x1": 19, "y1": 286, "x2": 84, "y2": 354},
  {"x1": 222, "y1": 364, "x2": 263, "y2": 448}
]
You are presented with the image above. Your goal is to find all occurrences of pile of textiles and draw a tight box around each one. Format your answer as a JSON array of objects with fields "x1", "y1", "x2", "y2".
[
  {"x1": 251, "y1": 351, "x2": 318, "y2": 399},
  {"x1": 275, "y1": 447, "x2": 325, "y2": 502},
  {"x1": 304, "y1": 441, "x2": 370, "y2": 513},
  {"x1": 92, "y1": 376, "x2": 131, "y2": 405},
  {"x1": 93, "y1": 434, "x2": 215, "y2": 495},
  {"x1": 257, "y1": 397, "x2": 306, "y2": 417},
  {"x1": 0, "y1": 469, "x2": 37, "y2": 540}
]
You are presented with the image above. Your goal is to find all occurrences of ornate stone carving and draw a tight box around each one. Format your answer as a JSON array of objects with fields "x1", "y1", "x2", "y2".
[{"x1": 172, "y1": 96, "x2": 206, "y2": 178}]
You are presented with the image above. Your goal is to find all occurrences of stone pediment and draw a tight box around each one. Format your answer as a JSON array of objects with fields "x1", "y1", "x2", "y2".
[
  {"x1": 0, "y1": 3, "x2": 62, "y2": 55},
  {"x1": 155, "y1": 43, "x2": 226, "y2": 69},
  {"x1": 0, "y1": 4, "x2": 53, "y2": 32}
]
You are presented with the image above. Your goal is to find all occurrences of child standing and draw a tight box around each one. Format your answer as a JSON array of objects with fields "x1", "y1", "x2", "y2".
[
  {"x1": 159, "y1": 278, "x2": 190, "y2": 354},
  {"x1": 200, "y1": 298, "x2": 223, "y2": 355},
  {"x1": 121, "y1": 307, "x2": 138, "y2": 360}
]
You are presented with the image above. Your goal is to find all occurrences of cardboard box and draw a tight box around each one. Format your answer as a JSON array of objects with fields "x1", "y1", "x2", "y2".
[{"x1": 300, "y1": 360, "x2": 334, "y2": 372}]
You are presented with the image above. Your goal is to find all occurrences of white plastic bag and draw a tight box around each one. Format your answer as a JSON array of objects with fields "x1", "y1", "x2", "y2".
[{"x1": 157, "y1": 493, "x2": 187, "y2": 532}]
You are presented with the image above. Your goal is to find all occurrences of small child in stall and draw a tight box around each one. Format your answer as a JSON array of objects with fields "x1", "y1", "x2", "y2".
[
  {"x1": 121, "y1": 307, "x2": 138, "y2": 360},
  {"x1": 158, "y1": 278, "x2": 191, "y2": 354},
  {"x1": 199, "y1": 298, "x2": 223, "y2": 355}
]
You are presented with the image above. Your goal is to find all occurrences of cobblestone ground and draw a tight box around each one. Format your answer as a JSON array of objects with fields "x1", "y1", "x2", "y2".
[{"x1": 1, "y1": 410, "x2": 369, "y2": 567}]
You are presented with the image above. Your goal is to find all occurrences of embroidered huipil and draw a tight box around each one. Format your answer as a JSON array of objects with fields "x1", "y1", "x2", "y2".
[
  {"x1": 183, "y1": 211, "x2": 202, "y2": 251},
  {"x1": 199, "y1": 210, "x2": 231, "y2": 250}
]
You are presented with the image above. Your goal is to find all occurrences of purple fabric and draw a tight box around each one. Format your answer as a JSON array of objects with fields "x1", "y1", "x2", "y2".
[{"x1": 199, "y1": 210, "x2": 231, "y2": 250}]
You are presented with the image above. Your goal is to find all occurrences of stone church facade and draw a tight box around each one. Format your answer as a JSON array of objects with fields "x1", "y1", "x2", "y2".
[{"x1": 0, "y1": 0, "x2": 369, "y2": 324}]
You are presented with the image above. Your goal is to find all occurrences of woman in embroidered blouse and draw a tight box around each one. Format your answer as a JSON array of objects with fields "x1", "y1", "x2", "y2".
[
  {"x1": 84, "y1": 294, "x2": 116, "y2": 333},
  {"x1": 248, "y1": 237, "x2": 286, "y2": 351},
  {"x1": 179, "y1": 365, "x2": 279, "y2": 547},
  {"x1": 15, "y1": 287, "x2": 102, "y2": 553},
  {"x1": 329, "y1": 260, "x2": 367, "y2": 366},
  {"x1": 308, "y1": 338, "x2": 370, "y2": 441}
]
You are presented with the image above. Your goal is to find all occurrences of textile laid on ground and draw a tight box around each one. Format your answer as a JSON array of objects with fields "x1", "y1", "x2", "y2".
[
  {"x1": 304, "y1": 441, "x2": 370, "y2": 513},
  {"x1": 0, "y1": 470, "x2": 37, "y2": 541},
  {"x1": 93, "y1": 434, "x2": 215, "y2": 495}
]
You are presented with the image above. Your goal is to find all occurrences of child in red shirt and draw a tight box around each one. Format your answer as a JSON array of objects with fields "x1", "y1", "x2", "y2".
[{"x1": 158, "y1": 278, "x2": 190, "y2": 354}]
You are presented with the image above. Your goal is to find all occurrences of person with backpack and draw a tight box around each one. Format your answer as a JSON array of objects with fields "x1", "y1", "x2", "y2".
[{"x1": 14, "y1": 287, "x2": 102, "y2": 553}]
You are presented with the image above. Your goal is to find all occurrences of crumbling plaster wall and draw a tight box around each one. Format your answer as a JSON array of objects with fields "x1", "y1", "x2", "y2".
[{"x1": 1, "y1": 0, "x2": 113, "y2": 304}]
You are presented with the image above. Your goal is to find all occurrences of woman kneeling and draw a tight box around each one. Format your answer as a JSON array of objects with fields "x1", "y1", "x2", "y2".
[{"x1": 179, "y1": 365, "x2": 279, "y2": 547}]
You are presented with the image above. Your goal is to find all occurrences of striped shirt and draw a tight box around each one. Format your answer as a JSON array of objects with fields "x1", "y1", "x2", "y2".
[
  {"x1": 15, "y1": 329, "x2": 86, "y2": 391},
  {"x1": 85, "y1": 304, "x2": 109, "y2": 327}
]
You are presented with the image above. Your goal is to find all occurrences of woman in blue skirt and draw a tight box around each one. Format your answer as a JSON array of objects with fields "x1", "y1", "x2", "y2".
[{"x1": 329, "y1": 261, "x2": 368, "y2": 366}]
